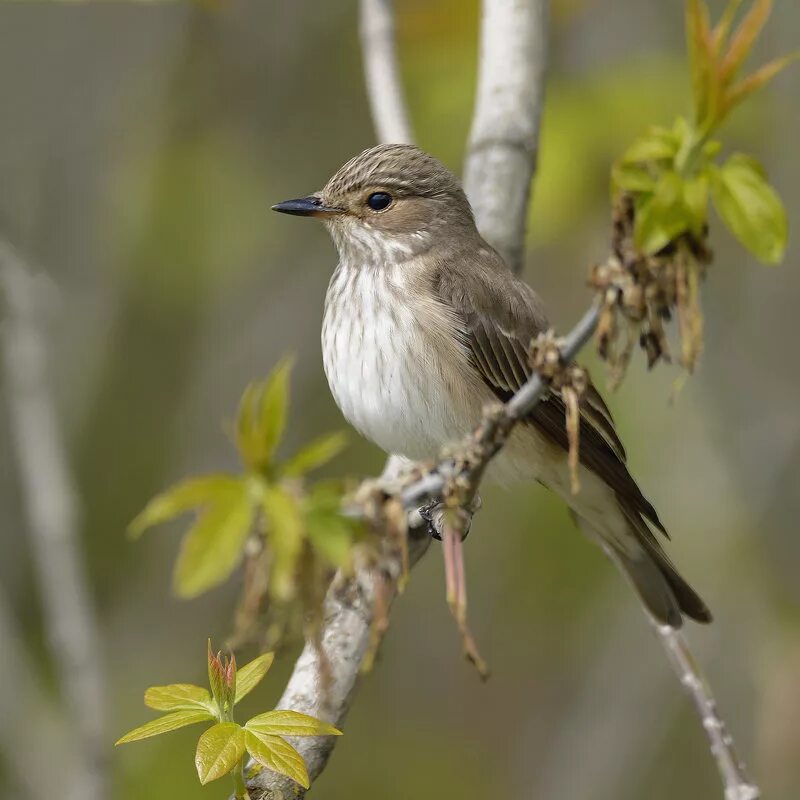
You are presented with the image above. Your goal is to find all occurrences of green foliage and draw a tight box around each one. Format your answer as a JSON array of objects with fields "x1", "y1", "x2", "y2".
[
  {"x1": 710, "y1": 153, "x2": 788, "y2": 263},
  {"x1": 144, "y1": 683, "x2": 214, "y2": 713},
  {"x1": 129, "y1": 359, "x2": 362, "y2": 601},
  {"x1": 612, "y1": 0, "x2": 794, "y2": 263},
  {"x1": 244, "y1": 730, "x2": 310, "y2": 789},
  {"x1": 234, "y1": 652, "x2": 275, "y2": 704},
  {"x1": 195, "y1": 723, "x2": 246, "y2": 785},
  {"x1": 686, "y1": 0, "x2": 797, "y2": 134},
  {"x1": 115, "y1": 709, "x2": 215, "y2": 745},
  {"x1": 236, "y1": 357, "x2": 292, "y2": 473},
  {"x1": 246, "y1": 709, "x2": 342, "y2": 737},
  {"x1": 116, "y1": 641, "x2": 341, "y2": 797}
]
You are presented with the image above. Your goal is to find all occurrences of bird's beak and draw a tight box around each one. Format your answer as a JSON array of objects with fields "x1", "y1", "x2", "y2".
[{"x1": 271, "y1": 195, "x2": 344, "y2": 218}]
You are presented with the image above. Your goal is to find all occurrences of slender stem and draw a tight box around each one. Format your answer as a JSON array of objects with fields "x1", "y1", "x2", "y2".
[
  {"x1": 654, "y1": 624, "x2": 759, "y2": 800},
  {"x1": 232, "y1": 758, "x2": 251, "y2": 800}
]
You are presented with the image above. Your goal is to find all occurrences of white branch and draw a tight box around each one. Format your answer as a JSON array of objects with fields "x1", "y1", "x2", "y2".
[
  {"x1": 463, "y1": 0, "x2": 549, "y2": 273},
  {"x1": 359, "y1": 0, "x2": 414, "y2": 144},
  {"x1": 247, "y1": 458, "x2": 431, "y2": 798},
  {"x1": 0, "y1": 241, "x2": 107, "y2": 800}
]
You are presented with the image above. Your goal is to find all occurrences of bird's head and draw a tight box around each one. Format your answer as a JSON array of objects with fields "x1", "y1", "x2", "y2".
[{"x1": 272, "y1": 144, "x2": 476, "y2": 263}]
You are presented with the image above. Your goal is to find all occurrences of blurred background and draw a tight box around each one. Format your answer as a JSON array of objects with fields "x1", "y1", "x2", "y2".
[{"x1": 0, "y1": 1, "x2": 798, "y2": 798}]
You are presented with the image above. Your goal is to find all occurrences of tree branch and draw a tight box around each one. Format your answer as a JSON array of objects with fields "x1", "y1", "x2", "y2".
[
  {"x1": 247, "y1": 458, "x2": 431, "y2": 799},
  {"x1": 463, "y1": 0, "x2": 549, "y2": 274},
  {"x1": 654, "y1": 623, "x2": 759, "y2": 800},
  {"x1": 359, "y1": 0, "x2": 414, "y2": 145},
  {"x1": 0, "y1": 240, "x2": 108, "y2": 800}
]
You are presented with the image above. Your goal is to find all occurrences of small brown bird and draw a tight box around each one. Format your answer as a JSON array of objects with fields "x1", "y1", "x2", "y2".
[{"x1": 273, "y1": 144, "x2": 711, "y2": 627}]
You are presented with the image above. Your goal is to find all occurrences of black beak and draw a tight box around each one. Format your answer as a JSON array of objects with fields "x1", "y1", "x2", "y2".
[{"x1": 271, "y1": 195, "x2": 343, "y2": 218}]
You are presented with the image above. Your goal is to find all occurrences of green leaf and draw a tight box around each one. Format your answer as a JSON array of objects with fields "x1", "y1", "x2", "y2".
[
  {"x1": 620, "y1": 129, "x2": 679, "y2": 164},
  {"x1": 235, "y1": 358, "x2": 294, "y2": 471},
  {"x1": 128, "y1": 475, "x2": 241, "y2": 539},
  {"x1": 720, "y1": 0, "x2": 773, "y2": 85},
  {"x1": 305, "y1": 510, "x2": 355, "y2": 568},
  {"x1": 256, "y1": 357, "x2": 293, "y2": 461},
  {"x1": 245, "y1": 730, "x2": 310, "y2": 789},
  {"x1": 235, "y1": 382, "x2": 260, "y2": 465},
  {"x1": 245, "y1": 710, "x2": 342, "y2": 737},
  {"x1": 261, "y1": 485, "x2": 304, "y2": 601},
  {"x1": 282, "y1": 432, "x2": 348, "y2": 477},
  {"x1": 234, "y1": 652, "x2": 275, "y2": 704},
  {"x1": 195, "y1": 722, "x2": 246, "y2": 785},
  {"x1": 635, "y1": 171, "x2": 695, "y2": 254},
  {"x1": 612, "y1": 162, "x2": 656, "y2": 194},
  {"x1": 144, "y1": 683, "x2": 212, "y2": 713},
  {"x1": 710, "y1": 154, "x2": 787, "y2": 263},
  {"x1": 115, "y1": 709, "x2": 213, "y2": 745},
  {"x1": 725, "y1": 52, "x2": 799, "y2": 115},
  {"x1": 173, "y1": 481, "x2": 253, "y2": 598}
]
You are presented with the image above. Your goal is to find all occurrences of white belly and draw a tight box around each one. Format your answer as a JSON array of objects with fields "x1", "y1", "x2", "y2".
[{"x1": 322, "y1": 265, "x2": 475, "y2": 460}]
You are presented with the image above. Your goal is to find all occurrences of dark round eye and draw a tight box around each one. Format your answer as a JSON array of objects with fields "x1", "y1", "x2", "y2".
[{"x1": 367, "y1": 192, "x2": 393, "y2": 211}]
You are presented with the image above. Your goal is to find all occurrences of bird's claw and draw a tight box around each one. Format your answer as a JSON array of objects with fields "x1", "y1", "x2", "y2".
[{"x1": 418, "y1": 495, "x2": 482, "y2": 541}]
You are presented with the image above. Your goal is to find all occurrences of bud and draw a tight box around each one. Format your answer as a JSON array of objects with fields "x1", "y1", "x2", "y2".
[{"x1": 207, "y1": 639, "x2": 237, "y2": 718}]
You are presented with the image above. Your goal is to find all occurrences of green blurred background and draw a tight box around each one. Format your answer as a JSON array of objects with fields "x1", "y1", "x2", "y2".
[{"x1": 0, "y1": 1, "x2": 798, "y2": 798}]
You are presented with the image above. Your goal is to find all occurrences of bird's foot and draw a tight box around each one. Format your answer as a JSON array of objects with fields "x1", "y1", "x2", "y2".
[{"x1": 418, "y1": 494, "x2": 482, "y2": 541}]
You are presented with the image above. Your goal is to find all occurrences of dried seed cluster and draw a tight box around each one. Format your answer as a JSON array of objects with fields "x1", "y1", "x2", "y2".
[{"x1": 591, "y1": 195, "x2": 712, "y2": 386}]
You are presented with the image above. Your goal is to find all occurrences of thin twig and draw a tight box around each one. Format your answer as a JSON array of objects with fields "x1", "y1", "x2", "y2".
[
  {"x1": 654, "y1": 623, "x2": 759, "y2": 800},
  {"x1": 359, "y1": 0, "x2": 414, "y2": 144},
  {"x1": 463, "y1": 0, "x2": 549, "y2": 273},
  {"x1": 0, "y1": 240, "x2": 107, "y2": 800}
]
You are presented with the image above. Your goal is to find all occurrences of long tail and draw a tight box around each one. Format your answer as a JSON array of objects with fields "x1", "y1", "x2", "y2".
[{"x1": 576, "y1": 508, "x2": 712, "y2": 628}]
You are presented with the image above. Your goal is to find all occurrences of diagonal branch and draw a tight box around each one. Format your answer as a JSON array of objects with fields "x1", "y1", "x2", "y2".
[{"x1": 0, "y1": 240, "x2": 108, "y2": 800}]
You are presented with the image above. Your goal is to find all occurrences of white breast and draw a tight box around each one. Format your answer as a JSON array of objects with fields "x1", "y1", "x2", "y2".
[{"x1": 321, "y1": 263, "x2": 476, "y2": 460}]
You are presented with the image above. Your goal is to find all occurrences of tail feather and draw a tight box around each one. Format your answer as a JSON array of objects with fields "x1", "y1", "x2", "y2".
[
  {"x1": 611, "y1": 548, "x2": 684, "y2": 627},
  {"x1": 574, "y1": 507, "x2": 712, "y2": 627},
  {"x1": 638, "y1": 534, "x2": 713, "y2": 624}
]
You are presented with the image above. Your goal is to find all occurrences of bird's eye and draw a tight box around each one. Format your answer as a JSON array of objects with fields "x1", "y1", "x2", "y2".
[{"x1": 366, "y1": 192, "x2": 393, "y2": 211}]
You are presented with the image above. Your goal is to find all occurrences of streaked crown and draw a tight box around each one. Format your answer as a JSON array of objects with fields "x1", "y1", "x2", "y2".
[{"x1": 323, "y1": 144, "x2": 466, "y2": 204}]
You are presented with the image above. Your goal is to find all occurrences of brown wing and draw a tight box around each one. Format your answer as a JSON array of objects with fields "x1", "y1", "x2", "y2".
[{"x1": 433, "y1": 252, "x2": 667, "y2": 537}]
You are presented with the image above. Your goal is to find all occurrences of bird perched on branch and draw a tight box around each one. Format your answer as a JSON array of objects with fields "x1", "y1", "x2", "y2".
[{"x1": 272, "y1": 144, "x2": 711, "y2": 628}]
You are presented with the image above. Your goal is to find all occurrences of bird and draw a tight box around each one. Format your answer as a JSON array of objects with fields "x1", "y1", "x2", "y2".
[{"x1": 272, "y1": 143, "x2": 711, "y2": 628}]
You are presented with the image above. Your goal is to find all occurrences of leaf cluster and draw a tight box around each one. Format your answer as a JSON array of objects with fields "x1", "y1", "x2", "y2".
[
  {"x1": 116, "y1": 642, "x2": 341, "y2": 791},
  {"x1": 612, "y1": 0, "x2": 792, "y2": 264},
  {"x1": 129, "y1": 358, "x2": 362, "y2": 603}
]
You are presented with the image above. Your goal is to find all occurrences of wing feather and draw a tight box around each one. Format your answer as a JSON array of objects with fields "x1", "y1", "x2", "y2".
[{"x1": 433, "y1": 253, "x2": 666, "y2": 537}]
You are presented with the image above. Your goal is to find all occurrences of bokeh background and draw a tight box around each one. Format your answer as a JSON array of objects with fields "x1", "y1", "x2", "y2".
[{"x1": 0, "y1": 1, "x2": 798, "y2": 799}]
